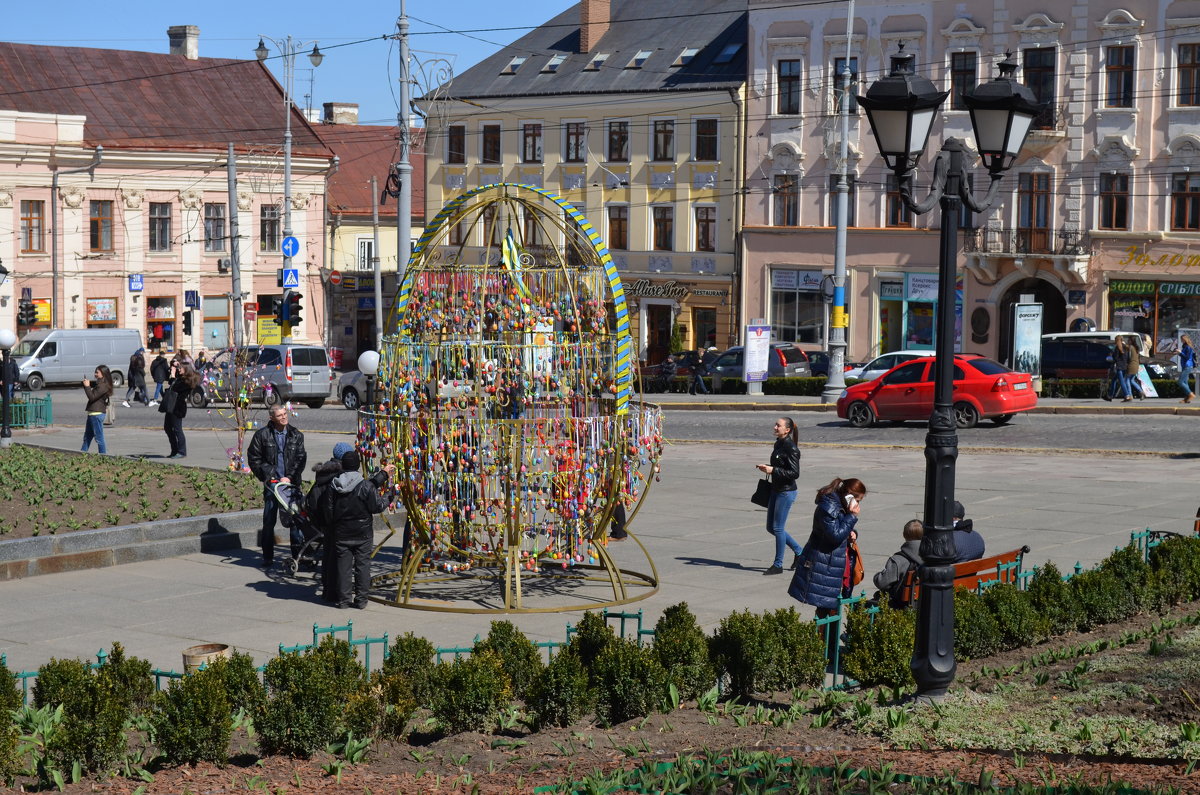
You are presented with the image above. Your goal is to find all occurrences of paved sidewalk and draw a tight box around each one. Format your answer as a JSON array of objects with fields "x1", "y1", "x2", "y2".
[{"x1": 0, "y1": 427, "x2": 1194, "y2": 676}]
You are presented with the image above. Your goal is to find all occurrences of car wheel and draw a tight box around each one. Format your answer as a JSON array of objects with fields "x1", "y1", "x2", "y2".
[
  {"x1": 262, "y1": 389, "x2": 283, "y2": 408},
  {"x1": 109, "y1": 370, "x2": 125, "y2": 388},
  {"x1": 992, "y1": 413, "x2": 1015, "y2": 426},
  {"x1": 341, "y1": 388, "x2": 361, "y2": 410},
  {"x1": 188, "y1": 388, "x2": 208, "y2": 409},
  {"x1": 846, "y1": 401, "x2": 876, "y2": 428},
  {"x1": 25, "y1": 373, "x2": 43, "y2": 391},
  {"x1": 954, "y1": 401, "x2": 981, "y2": 429},
  {"x1": 305, "y1": 399, "x2": 325, "y2": 410}
]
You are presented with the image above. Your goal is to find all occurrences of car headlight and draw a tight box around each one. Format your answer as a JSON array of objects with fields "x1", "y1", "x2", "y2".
[{"x1": 839, "y1": 390, "x2": 848, "y2": 400}]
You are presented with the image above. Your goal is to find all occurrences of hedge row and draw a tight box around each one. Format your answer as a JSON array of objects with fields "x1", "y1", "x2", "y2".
[{"x1": 843, "y1": 535, "x2": 1200, "y2": 688}]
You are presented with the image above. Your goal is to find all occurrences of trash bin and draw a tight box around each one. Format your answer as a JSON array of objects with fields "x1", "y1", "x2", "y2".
[{"x1": 182, "y1": 643, "x2": 231, "y2": 673}]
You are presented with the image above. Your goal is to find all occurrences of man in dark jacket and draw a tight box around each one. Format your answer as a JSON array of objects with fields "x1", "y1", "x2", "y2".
[
  {"x1": 320, "y1": 450, "x2": 394, "y2": 609},
  {"x1": 149, "y1": 352, "x2": 170, "y2": 405},
  {"x1": 873, "y1": 520, "x2": 924, "y2": 608},
  {"x1": 123, "y1": 348, "x2": 149, "y2": 407},
  {"x1": 247, "y1": 406, "x2": 307, "y2": 568},
  {"x1": 306, "y1": 441, "x2": 355, "y2": 602},
  {"x1": 952, "y1": 500, "x2": 985, "y2": 562}
]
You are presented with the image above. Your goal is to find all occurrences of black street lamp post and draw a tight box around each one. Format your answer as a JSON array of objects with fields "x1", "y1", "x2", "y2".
[
  {"x1": 857, "y1": 47, "x2": 1041, "y2": 698},
  {"x1": 0, "y1": 328, "x2": 15, "y2": 448}
]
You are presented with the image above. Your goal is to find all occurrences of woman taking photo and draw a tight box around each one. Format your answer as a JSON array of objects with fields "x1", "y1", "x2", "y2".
[
  {"x1": 161, "y1": 363, "x2": 200, "y2": 458},
  {"x1": 81, "y1": 366, "x2": 114, "y2": 454},
  {"x1": 788, "y1": 477, "x2": 867, "y2": 619},
  {"x1": 755, "y1": 416, "x2": 802, "y2": 575}
]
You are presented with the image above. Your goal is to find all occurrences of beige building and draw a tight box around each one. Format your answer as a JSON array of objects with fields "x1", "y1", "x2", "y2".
[
  {"x1": 744, "y1": 0, "x2": 1200, "y2": 364},
  {"x1": 421, "y1": 0, "x2": 748, "y2": 365}
]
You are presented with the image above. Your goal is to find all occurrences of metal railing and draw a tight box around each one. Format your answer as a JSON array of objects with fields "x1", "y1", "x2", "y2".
[
  {"x1": 8, "y1": 395, "x2": 52, "y2": 428},
  {"x1": 1031, "y1": 102, "x2": 1068, "y2": 132},
  {"x1": 963, "y1": 226, "x2": 1088, "y2": 257}
]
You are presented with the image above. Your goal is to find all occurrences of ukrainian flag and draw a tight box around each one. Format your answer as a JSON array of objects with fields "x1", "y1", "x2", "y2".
[{"x1": 501, "y1": 228, "x2": 533, "y2": 301}]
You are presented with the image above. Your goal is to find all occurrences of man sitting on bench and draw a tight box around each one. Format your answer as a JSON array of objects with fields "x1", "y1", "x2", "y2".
[
  {"x1": 873, "y1": 519, "x2": 924, "y2": 609},
  {"x1": 953, "y1": 500, "x2": 985, "y2": 562}
]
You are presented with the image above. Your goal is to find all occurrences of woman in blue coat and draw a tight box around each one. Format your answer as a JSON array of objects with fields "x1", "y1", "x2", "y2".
[{"x1": 788, "y1": 477, "x2": 867, "y2": 618}]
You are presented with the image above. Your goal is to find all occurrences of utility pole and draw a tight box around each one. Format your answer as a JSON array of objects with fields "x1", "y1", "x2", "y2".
[
  {"x1": 396, "y1": 0, "x2": 414, "y2": 300},
  {"x1": 371, "y1": 175, "x2": 383, "y2": 349},
  {"x1": 821, "y1": 0, "x2": 855, "y2": 403},
  {"x1": 227, "y1": 143, "x2": 244, "y2": 348}
]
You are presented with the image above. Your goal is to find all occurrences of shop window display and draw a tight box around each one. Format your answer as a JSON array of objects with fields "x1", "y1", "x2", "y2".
[{"x1": 146, "y1": 297, "x2": 176, "y2": 351}]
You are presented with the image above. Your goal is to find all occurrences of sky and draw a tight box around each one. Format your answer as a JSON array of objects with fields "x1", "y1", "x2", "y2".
[{"x1": 6, "y1": 0, "x2": 572, "y2": 126}]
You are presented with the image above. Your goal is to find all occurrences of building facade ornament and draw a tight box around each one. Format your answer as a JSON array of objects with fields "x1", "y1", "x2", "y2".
[
  {"x1": 237, "y1": 190, "x2": 254, "y2": 211},
  {"x1": 0, "y1": 188, "x2": 12, "y2": 208},
  {"x1": 60, "y1": 185, "x2": 85, "y2": 208},
  {"x1": 121, "y1": 188, "x2": 143, "y2": 209},
  {"x1": 179, "y1": 189, "x2": 203, "y2": 209}
]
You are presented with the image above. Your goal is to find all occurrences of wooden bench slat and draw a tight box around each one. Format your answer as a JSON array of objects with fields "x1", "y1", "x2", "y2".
[{"x1": 896, "y1": 545, "x2": 1030, "y2": 604}]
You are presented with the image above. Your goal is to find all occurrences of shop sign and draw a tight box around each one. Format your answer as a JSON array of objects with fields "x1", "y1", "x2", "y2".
[
  {"x1": 691, "y1": 288, "x2": 729, "y2": 297},
  {"x1": 128, "y1": 274, "x2": 143, "y2": 292},
  {"x1": 357, "y1": 297, "x2": 376, "y2": 309},
  {"x1": 771, "y1": 270, "x2": 822, "y2": 291},
  {"x1": 906, "y1": 273, "x2": 939, "y2": 302},
  {"x1": 1118, "y1": 246, "x2": 1200, "y2": 269},
  {"x1": 342, "y1": 275, "x2": 358, "y2": 291},
  {"x1": 624, "y1": 279, "x2": 689, "y2": 299},
  {"x1": 357, "y1": 276, "x2": 375, "y2": 292},
  {"x1": 1109, "y1": 279, "x2": 1156, "y2": 295},
  {"x1": 1112, "y1": 297, "x2": 1152, "y2": 319},
  {"x1": 880, "y1": 282, "x2": 904, "y2": 300},
  {"x1": 1159, "y1": 282, "x2": 1200, "y2": 296},
  {"x1": 86, "y1": 298, "x2": 117, "y2": 323}
]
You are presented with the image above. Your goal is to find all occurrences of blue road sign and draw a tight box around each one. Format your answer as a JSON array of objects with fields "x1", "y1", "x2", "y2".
[
  {"x1": 128, "y1": 275, "x2": 144, "y2": 292},
  {"x1": 281, "y1": 236, "x2": 300, "y2": 258},
  {"x1": 281, "y1": 268, "x2": 300, "y2": 289}
]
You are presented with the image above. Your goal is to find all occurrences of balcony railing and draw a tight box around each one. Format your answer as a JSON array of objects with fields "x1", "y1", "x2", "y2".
[
  {"x1": 1031, "y1": 102, "x2": 1068, "y2": 132},
  {"x1": 963, "y1": 227, "x2": 1088, "y2": 257}
]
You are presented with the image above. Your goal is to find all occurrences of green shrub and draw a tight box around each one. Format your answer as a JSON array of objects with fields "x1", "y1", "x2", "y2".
[
  {"x1": 474, "y1": 620, "x2": 544, "y2": 701},
  {"x1": 709, "y1": 610, "x2": 768, "y2": 699},
  {"x1": 150, "y1": 666, "x2": 232, "y2": 766},
  {"x1": 32, "y1": 657, "x2": 92, "y2": 710},
  {"x1": 205, "y1": 651, "x2": 265, "y2": 717},
  {"x1": 528, "y1": 649, "x2": 592, "y2": 729},
  {"x1": 0, "y1": 661, "x2": 19, "y2": 785},
  {"x1": 371, "y1": 669, "x2": 416, "y2": 739},
  {"x1": 35, "y1": 659, "x2": 129, "y2": 775},
  {"x1": 652, "y1": 603, "x2": 716, "y2": 700},
  {"x1": 309, "y1": 636, "x2": 367, "y2": 706},
  {"x1": 953, "y1": 589, "x2": 1002, "y2": 660},
  {"x1": 761, "y1": 608, "x2": 826, "y2": 691},
  {"x1": 1149, "y1": 536, "x2": 1200, "y2": 605},
  {"x1": 1024, "y1": 563, "x2": 1084, "y2": 635},
  {"x1": 256, "y1": 651, "x2": 339, "y2": 758},
  {"x1": 97, "y1": 642, "x2": 154, "y2": 716},
  {"x1": 1100, "y1": 544, "x2": 1154, "y2": 612},
  {"x1": 429, "y1": 651, "x2": 512, "y2": 735},
  {"x1": 982, "y1": 583, "x2": 1051, "y2": 650},
  {"x1": 382, "y1": 633, "x2": 436, "y2": 704},
  {"x1": 568, "y1": 611, "x2": 617, "y2": 675},
  {"x1": 590, "y1": 639, "x2": 669, "y2": 727},
  {"x1": 842, "y1": 603, "x2": 915, "y2": 689},
  {"x1": 1042, "y1": 378, "x2": 1183, "y2": 400},
  {"x1": 342, "y1": 688, "x2": 384, "y2": 740},
  {"x1": 1070, "y1": 568, "x2": 1138, "y2": 631}
]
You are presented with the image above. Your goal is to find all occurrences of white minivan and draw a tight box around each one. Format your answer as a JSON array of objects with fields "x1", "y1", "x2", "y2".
[{"x1": 12, "y1": 328, "x2": 143, "y2": 389}]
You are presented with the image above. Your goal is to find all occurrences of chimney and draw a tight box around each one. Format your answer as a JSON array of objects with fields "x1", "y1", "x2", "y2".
[
  {"x1": 322, "y1": 102, "x2": 360, "y2": 125},
  {"x1": 579, "y1": 0, "x2": 611, "y2": 53},
  {"x1": 167, "y1": 25, "x2": 200, "y2": 60}
]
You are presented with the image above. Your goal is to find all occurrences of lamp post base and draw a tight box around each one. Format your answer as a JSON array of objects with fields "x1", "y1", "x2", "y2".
[{"x1": 0, "y1": 438, "x2": 12, "y2": 449}]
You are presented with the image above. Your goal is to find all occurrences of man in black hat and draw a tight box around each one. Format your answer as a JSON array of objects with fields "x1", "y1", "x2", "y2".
[
  {"x1": 319, "y1": 450, "x2": 395, "y2": 609},
  {"x1": 952, "y1": 500, "x2": 985, "y2": 562}
]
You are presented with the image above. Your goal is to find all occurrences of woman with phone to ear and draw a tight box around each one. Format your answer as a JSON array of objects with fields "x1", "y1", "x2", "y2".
[
  {"x1": 788, "y1": 477, "x2": 867, "y2": 623},
  {"x1": 756, "y1": 416, "x2": 802, "y2": 575}
]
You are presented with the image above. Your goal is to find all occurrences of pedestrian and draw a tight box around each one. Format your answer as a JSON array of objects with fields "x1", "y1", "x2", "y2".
[
  {"x1": 247, "y1": 405, "x2": 308, "y2": 569},
  {"x1": 1179, "y1": 334, "x2": 1196, "y2": 404},
  {"x1": 1125, "y1": 335, "x2": 1143, "y2": 400},
  {"x1": 688, "y1": 347, "x2": 710, "y2": 395},
  {"x1": 951, "y1": 500, "x2": 985, "y2": 562},
  {"x1": 150, "y1": 351, "x2": 169, "y2": 405},
  {"x1": 306, "y1": 441, "x2": 355, "y2": 602},
  {"x1": 160, "y1": 361, "x2": 198, "y2": 459},
  {"x1": 787, "y1": 476, "x2": 867, "y2": 620},
  {"x1": 81, "y1": 365, "x2": 114, "y2": 454},
  {"x1": 123, "y1": 348, "x2": 150, "y2": 407},
  {"x1": 1108, "y1": 337, "x2": 1133, "y2": 402},
  {"x1": 756, "y1": 416, "x2": 803, "y2": 575},
  {"x1": 195, "y1": 349, "x2": 208, "y2": 370},
  {"x1": 318, "y1": 449, "x2": 395, "y2": 609},
  {"x1": 608, "y1": 503, "x2": 628, "y2": 541},
  {"x1": 3, "y1": 354, "x2": 18, "y2": 401},
  {"x1": 872, "y1": 519, "x2": 923, "y2": 609}
]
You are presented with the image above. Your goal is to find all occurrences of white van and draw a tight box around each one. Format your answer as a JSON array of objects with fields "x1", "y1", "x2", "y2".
[{"x1": 12, "y1": 328, "x2": 143, "y2": 389}]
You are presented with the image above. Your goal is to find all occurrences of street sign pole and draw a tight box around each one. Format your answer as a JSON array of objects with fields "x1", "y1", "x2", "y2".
[{"x1": 280, "y1": 238, "x2": 300, "y2": 344}]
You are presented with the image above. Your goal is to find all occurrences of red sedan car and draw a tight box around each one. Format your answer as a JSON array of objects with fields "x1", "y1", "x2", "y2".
[{"x1": 836, "y1": 354, "x2": 1037, "y2": 429}]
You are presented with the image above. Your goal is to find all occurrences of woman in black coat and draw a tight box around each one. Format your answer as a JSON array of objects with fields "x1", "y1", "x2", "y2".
[
  {"x1": 788, "y1": 476, "x2": 867, "y2": 618},
  {"x1": 162, "y1": 364, "x2": 199, "y2": 458},
  {"x1": 755, "y1": 416, "x2": 803, "y2": 575}
]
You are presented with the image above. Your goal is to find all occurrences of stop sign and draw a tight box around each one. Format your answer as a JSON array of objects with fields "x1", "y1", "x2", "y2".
[{"x1": 329, "y1": 270, "x2": 342, "y2": 286}]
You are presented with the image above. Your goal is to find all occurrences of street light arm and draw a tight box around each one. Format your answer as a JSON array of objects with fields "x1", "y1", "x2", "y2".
[
  {"x1": 960, "y1": 169, "x2": 1005, "y2": 215},
  {"x1": 898, "y1": 153, "x2": 947, "y2": 215}
]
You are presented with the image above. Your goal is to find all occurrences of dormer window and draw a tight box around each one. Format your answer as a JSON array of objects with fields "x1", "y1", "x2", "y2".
[
  {"x1": 673, "y1": 47, "x2": 699, "y2": 67},
  {"x1": 713, "y1": 43, "x2": 742, "y2": 64},
  {"x1": 585, "y1": 53, "x2": 610, "y2": 71},
  {"x1": 542, "y1": 54, "x2": 566, "y2": 73},
  {"x1": 627, "y1": 50, "x2": 653, "y2": 69},
  {"x1": 501, "y1": 56, "x2": 527, "y2": 75}
]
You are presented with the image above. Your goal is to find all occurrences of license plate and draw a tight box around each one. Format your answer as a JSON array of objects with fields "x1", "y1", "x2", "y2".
[
  {"x1": 1014, "y1": 382, "x2": 1028, "y2": 390},
  {"x1": 293, "y1": 373, "x2": 310, "y2": 382}
]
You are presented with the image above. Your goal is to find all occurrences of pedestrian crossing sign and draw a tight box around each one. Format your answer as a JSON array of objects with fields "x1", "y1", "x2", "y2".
[{"x1": 282, "y1": 268, "x2": 300, "y2": 289}]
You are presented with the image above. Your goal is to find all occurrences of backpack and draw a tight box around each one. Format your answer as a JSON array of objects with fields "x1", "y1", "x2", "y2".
[{"x1": 886, "y1": 548, "x2": 922, "y2": 609}]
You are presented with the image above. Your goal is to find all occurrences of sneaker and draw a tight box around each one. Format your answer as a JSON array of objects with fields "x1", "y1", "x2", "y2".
[
  {"x1": 148, "y1": 400, "x2": 159, "y2": 407},
  {"x1": 121, "y1": 400, "x2": 130, "y2": 408},
  {"x1": 763, "y1": 565, "x2": 784, "y2": 575}
]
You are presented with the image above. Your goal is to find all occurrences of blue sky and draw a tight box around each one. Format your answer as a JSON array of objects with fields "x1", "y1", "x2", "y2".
[{"x1": 7, "y1": 0, "x2": 570, "y2": 125}]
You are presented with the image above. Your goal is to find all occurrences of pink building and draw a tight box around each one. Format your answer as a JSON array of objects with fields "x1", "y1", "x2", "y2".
[
  {"x1": 744, "y1": 0, "x2": 1200, "y2": 363},
  {"x1": 0, "y1": 26, "x2": 333, "y2": 352}
]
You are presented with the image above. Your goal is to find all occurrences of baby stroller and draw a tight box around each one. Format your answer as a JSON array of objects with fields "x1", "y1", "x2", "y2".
[{"x1": 271, "y1": 480, "x2": 325, "y2": 577}]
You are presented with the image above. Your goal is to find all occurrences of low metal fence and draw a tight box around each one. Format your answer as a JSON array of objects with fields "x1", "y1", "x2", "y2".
[{"x1": 7, "y1": 395, "x2": 52, "y2": 428}]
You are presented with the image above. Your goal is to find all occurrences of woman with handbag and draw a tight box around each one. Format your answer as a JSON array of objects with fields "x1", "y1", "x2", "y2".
[
  {"x1": 81, "y1": 366, "x2": 114, "y2": 454},
  {"x1": 1179, "y1": 334, "x2": 1197, "y2": 404},
  {"x1": 755, "y1": 417, "x2": 803, "y2": 575},
  {"x1": 160, "y1": 363, "x2": 199, "y2": 459},
  {"x1": 788, "y1": 476, "x2": 867, "y2": 621}
]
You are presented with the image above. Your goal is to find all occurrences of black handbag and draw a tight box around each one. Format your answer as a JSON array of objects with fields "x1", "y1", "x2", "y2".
[
  {"x1": 751, "y1": 478, "x2": 772, "y2": 507},
  {"x1": 158, "y1": 388, "x2": 178, "y2": 414}
]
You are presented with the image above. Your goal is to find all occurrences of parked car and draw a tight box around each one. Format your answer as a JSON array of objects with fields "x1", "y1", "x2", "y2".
[
  {"x1": 194, "y1": 344, "x2": 333, "y2": 409},
  {"x1": 12, "y1": 328, "x2": 142, "y2": 390},
  {"x1": 338, "y1": 370, "x2": 367, "y2": 409},
  {"x1": 836, "y1": 354, "x2": 1037, "y2": 429},
  {"x1": 842, "y1": 350, "x2": 928, "y2": 383},
  {"x1": 1041, "y1": 338, "x2": 1177, "y2": 380},
  {"x1": 806, "y1": 351, "x2": 860, "y2": 378},
  {"x1": 708, "y1": 343, "x2": 811, "y2": 391}
]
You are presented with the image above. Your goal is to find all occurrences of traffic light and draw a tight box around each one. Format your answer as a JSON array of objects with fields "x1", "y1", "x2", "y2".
[
  {"x1": 286, "y1": 291, "x2": 303, "y2": 327},
  {"x1": 181, "y1": 310, "x2": 194, "y2": 337},
  {"x1": 272, "y1": 295, "x2": 286, "y2": 326},
  {"x1": 17, "y1": 300, "x2": 36, "y2": 326}
]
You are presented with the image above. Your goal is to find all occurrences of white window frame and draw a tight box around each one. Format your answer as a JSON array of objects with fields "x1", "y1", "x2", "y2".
[
  {"x1": 357, "y1": 237, "x2": 375, "y2": 270},
  {"x1": 650, "y1": 117, "x2": 676, "y2": 162}
]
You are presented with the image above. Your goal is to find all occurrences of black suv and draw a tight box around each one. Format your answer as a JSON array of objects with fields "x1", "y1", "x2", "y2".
[{"x1": 1041, "y1": 340, "x2": 1176, "y2": 380}]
